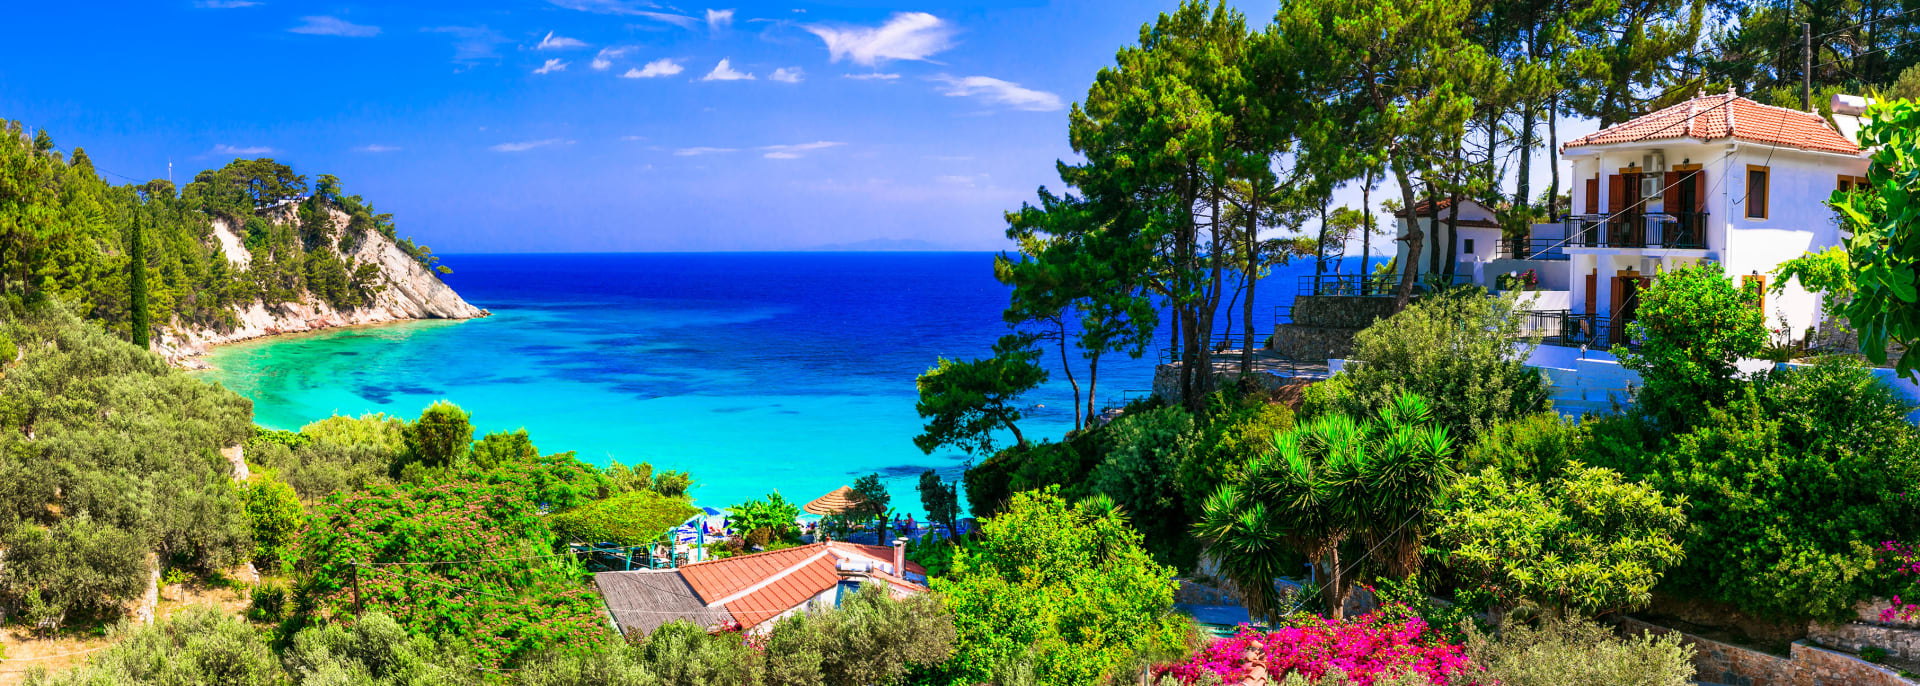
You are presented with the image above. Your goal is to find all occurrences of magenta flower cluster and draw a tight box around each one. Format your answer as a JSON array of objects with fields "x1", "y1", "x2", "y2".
[
  {"x1": 1882, "y1": 540, "x2": 1920, "y2": 624},
  {"x1": 1158, "y1": 609, "x2": 1474, "y2": 685}
]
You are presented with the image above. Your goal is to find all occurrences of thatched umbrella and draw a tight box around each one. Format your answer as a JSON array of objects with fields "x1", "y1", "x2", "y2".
[{"x1": 804, "y1": 485, "x2": 860, "y2": 515}]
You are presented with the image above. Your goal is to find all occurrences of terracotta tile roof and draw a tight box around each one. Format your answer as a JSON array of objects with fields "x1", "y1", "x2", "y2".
[
  {"x1": 648, "y1": 541, "x2": 931, "y2": 631},
  {"x1": 1392, "y1": 198, "x2": 1463, "y2": 217},
  {"x1": 723, "y1": 553, "x2": 843, "y2": 628},
  {"x1": 679, "y1": 544, "x2": 826, "y2": 602},
  {"x1": 1562, "y1": 92, "x2": 1860, "y2": 156}
]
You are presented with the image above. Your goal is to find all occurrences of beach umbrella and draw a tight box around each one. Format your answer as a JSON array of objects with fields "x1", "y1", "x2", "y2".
[{"x1": 804, "y1": 485, "x2": 860, "y2": 515}]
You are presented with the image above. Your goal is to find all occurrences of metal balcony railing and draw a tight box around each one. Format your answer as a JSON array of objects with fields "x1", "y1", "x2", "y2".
[
  {"x1": 1495, "y1": 238, "x2": 1571, "y2": 261},
  {"x1": 1297, "y1": 273, "x2": 1470, "y2": 296},
  {"x1": 1567, "y1": 212, "x2": 1709, "y2": 250}
]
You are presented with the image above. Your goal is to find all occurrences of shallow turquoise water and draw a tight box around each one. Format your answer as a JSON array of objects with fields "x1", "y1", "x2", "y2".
[{"x1": 197, "y1": 252, "x2": 1359, "y2": 514}]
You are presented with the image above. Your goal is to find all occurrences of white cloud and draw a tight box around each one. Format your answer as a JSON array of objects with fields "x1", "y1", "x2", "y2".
[
  {"x1": 355, "y1": 144, "x2": 401, "y2": 153},
  {"x1": 591, "y1": 46, "x2": 631, "y2": 70},
  {"x1": 536, "y1": 31, "x2": 588, "y2": 50},
  {"x1": 674, "y1": 147, "x2": 738, "y2": 156},
  {"x1": 804, "y1": 12, "x2": 952, "y2": 66},
  {"x1": 543, "y1": 0, "x2": 699, "y2": 28},
  {"x1": 701, "y1": 58, "x2": 753, "y2": 81},
  {"x1": 534, "y1": 58, "x2": 569, "y2": 74},
  {"x1": 760, "y1": 141, "x2": 843, "y2": 159},
  {"x1": 424, "y1": 26, "x2": 511, "y2": 63},
  {"x1": 212, "y1": 144, "x2": 275, "y2": 155},
  {"x1": 619, "y1": 135, "x2": 647, "y2": 141},
  {"x1": 632, "y1": 11, "x2": 700, "y2": 29},
  {"x1": 770, "y1": 67, "x2": 803, "y2": 83},
  {"x1": 193, "y1": 1, "x2": 259, "y2": 8},
  {"x1": 622, "y1": 59, "x2": 684, "y2": 78},
  {"x1": 844, "y1": 72, "x2": 900, "y2": 80},
  {"x1": 706, "y1": 8, "x2": 734, "y2": 32},
  {"x1": 932, "y1": 75, "x2": 1064, "y2": 112},
  {"x1": 289, "y1": 16, "x2": 380, "y2": 37},
  {"x1": 935, "y1": 174, "x2": 977, "y2": 187},
  {"x1": 490, "y1": 139, "x2": 572, "y2": 152}
]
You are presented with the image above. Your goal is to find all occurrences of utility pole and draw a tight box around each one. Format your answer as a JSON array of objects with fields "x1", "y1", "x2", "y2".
[{"x1": 1804, "y1": 22, "x2": 1813, "y2": 112}]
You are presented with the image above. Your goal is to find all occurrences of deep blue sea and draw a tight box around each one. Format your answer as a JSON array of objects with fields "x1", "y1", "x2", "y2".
[{"x1": 198, "y1": 252, "x2": 1382, "y2": 515}]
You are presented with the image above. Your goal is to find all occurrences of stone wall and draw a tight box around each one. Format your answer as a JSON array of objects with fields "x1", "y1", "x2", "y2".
[
  {"x1": 1267, "y1": 325, "x2": 1358, "y2": 361},
  {"x1": 1290, "y1": 295, "x2": 1400, "y2": 329},
  {"x1": 1616, "y1": 616, "x2": 1917, "y2": 686},
  {"x1": 1152, "y1": 365, "x2": 1314, "y2": 405},
  {"x1": 1809, "y1": 622, "x2": 1920, "y2": 662}
]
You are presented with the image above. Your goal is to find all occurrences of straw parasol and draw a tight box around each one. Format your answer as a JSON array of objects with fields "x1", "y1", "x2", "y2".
[{"x1": 804, "y1": 485, "x2": 860, "y2": 515}]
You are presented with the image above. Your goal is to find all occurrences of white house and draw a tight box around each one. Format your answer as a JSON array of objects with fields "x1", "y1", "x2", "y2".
[
  {"x1": 1550, "y1": 89, "x2": 1866, "y2": 344},
  {"x1": 1392, "y1": 197, "x2": 1505, "y2": 267}
]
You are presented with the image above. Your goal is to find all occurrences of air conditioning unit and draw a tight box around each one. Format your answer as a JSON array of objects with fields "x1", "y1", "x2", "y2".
[
  {"x1": 1641, "y1": 175, "x2": 1661, "y2": 199},
  {"x1": 1640, "y1": 151, "x2": 1667, "y2": 199}
]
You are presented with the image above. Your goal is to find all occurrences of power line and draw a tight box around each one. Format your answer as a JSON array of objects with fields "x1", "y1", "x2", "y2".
[{"x1": 1815, "y1": 6, "x2": 1920, "y2": 41}]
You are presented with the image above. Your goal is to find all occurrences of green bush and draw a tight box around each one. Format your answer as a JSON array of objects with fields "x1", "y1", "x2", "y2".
[
  {"x1": 243, "y1": 474, "x2": 304, "y2": 571},
  {"x1": 471, "y1": 428, "x2": 540, "y2": 470},
  {"x1": 550, "y1": 490, "x2": 701, "y2": 546},
  {"x1": 934, "y1": 487, "x2": 1189, "y2": 685},
  {"x1": 248, "y1": 581, "x2": 290, "y2": 624},
  {"x1": 1432, "y1": 464, "x2": 1687, "y2": 617},
  {"x1": 283, "y1": 611, "x2": 472, "y2": 685},
  {"x1": 24, "y1": 607, "x2": 283, "y2": 686},
  {"x1": 962, "y1": 436, "x2": 1102, "y2": 519},
  {"x1": 1464, "y1": 614, "x2": 1696, "y2": 686},
  {"x1": 1613, "y1": 262, "x2": 1768, "y2": 429},
  {"x1": 1462, "y1": 411, "x2": 1584, "y2": 480},
  {"x1": 1591, "y1": 357, "x2": 1920, "y2": 621},
  {"x1": 1092, "y1": 405, "x2": 1202, "y2": 565},
  {"x1": 400, "y1": 401, "x2": 472, "y2": 471},
  {"x1": 1305, "y1": 289, "x2": 1550, "y2": 443},
  {"x1": 728, "y1": 492, "x2": 801, "y2": 545},
  {"x1": 0, "y1": 301, "x2": 253, "y2": 627},
  {"x1": 1181, "y1": 397, "x2": 1295, "y2": 517}
]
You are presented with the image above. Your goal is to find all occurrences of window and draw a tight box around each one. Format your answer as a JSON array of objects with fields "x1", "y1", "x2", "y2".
[
  {"x1": 1746, "y1": 165, "x2": 1769, "y2": 219},
  {"x1": 1464, "y1": 238, "x2": 1476, "y2": 255},
  {"x1": 1838, "y1": 174, "x2": 1868, "y2": 192}
]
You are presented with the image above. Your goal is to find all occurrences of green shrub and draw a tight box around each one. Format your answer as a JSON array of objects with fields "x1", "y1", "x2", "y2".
[
  {"x1": 1613, "y1": 262, "x2": 1768, "y2": 429},
  {"x1": 962, "y1": 436, "x2": 1101, "y2": 519},
  {"x1": 1181, "y1": 397, "x2": 1295, "y2": 518},
  {"x1": 24, "y1": 607, "x2": 283, "y2": 686},
  {"x1": 243, "y1": 474, "x2": 304, "y2": 571},
  {"x1": 935, "y1": 487, "x2": 1189, "y2": 685},
  {"x1": 1591, "y1": 357, "x2": 1920, "y2": 621},
  {"x1": 1092, "y1": 405, "x2": 1202, "y2": 565},
  {"x1": 550, "y1": 490, "x2": 701, "y2": 546},
  {"x1": 470, "y1": 428, "x2": 539, "y2": 470},
  {"x1": 1464, "y1": 614, "x2": 1696, "y2": 686},
  {"x1": 0, "y1": 518, "x2": 150, "y2": 629},
  {"x1": 1432, "y1": 464, "x2": 1687, "y2": 617},
  {"x1": 1462, "y1": 411, "x2": 1583, "y2": 480},
  {"x1": 400, "y1": 401, "x2": 472, "y2": 471},
  {"x1": 248, "y1": 581, "x2": 290, "y2": 624},
  {"x1": 1306, "y1": 289, "x2": 1550, "y2": 443},
  {"x1": 728, "y1": 492, "x2": 801, "y2": 545},
  {"x1": 283, "y1": 611, "x2": 472, "y2": 685}
]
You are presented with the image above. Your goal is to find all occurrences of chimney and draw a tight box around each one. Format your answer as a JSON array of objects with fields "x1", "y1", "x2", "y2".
[{"x1": 892, "y1": 537, "x2": 908, "y2": 576}]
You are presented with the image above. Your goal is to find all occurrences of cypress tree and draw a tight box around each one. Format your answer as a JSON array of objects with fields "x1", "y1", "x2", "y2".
[{"x1": 129, "y1": 204, "x2": 150, "y2": 349}]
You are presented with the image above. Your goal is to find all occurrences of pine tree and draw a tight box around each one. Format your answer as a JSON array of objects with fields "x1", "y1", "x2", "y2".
[{"x1": 129, "y1": 204, "x2": 150, "y2": 349}]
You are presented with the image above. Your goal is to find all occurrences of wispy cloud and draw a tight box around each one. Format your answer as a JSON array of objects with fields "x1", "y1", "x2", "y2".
[
  {"x1": 760, "y1": 141, "x2": 842, "y2": 159},
  {"x1": 423, "y1": 25, "x2": 510, "y2": 64},
  {"x1": 706, "y1": 8, "x2": 734, "y2": 32},
  {"x1": 289, "y1": 16, "x2": 379, "y2": 37},
  {"x1": 805, "y1": 12, "x2": 952, "y2": 66},
  {"x1": 674, "y1": 147, "x2": 738, "y2": 156},
  {"x1": 355, "y1": 144, "x2": 401, "y2": 153},
  {"x1": 534, "y1": 58, "x2": 569, "y2": 74},
  {"x1": 591, "y1": 46, "x2": 631, "y2": 70},
  {"x1": 490, "y1": 139, "x2": 572, "y2": 152},
  {"x1": 536, "y1": 31, "x2": 588, "y2": 50},
  {"x1": 931, "y1": 75, "x2": 1064, "y2": 112},
  {"x1": 630, "y1": 11, "x2": 700, "y2": 29},
  {"x1": 619, "y1": 135, "x2": 647, "y2": 142},
  {"x1": 844, "y1": 72, "x2": 900, "y2": 81},
  {"x1": 545, "y1": 0, "x2": 692, "y2": 27},
  {"x1": 193, "y1": 0, "x2": 259, "y2": 8},
  {"x1": 770, "y1": 67, "x2": 803, "y2": 83},
  {"x1": 213, "y1": 144, "x2": 275, "y2": 156},
  {"x1": 622, "y1": 59, "x2": 683, "y2": 78},
  {"x1": 701, "y1": 58, "x2": 753, "y2": 81}
]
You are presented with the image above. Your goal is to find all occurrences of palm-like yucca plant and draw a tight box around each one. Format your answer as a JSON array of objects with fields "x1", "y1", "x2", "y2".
[{"x1": 1196, "y1": 393, "x2": 1456, "y2": 622}]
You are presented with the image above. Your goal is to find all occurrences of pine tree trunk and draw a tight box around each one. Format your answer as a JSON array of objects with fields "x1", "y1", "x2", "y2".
[
  {"x1": 1241, "y1": 190, "x2": 1259, "y2": 376},
  {"x1": 1057, "y1": 319, "x2": 1081, "y2": 431},
  {"x1": 130, "y1": 206, "x2": 150, "y2": 350}
]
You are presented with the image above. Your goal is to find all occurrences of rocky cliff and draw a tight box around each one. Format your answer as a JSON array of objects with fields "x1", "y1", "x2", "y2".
[{"x1": 156, "y1": 206, "x2": 486, "y2": 365}]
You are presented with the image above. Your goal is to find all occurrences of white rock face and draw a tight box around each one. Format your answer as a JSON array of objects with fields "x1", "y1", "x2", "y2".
[
  {"x1": 209, "y1": 217, "x2": 251, "y2": 268},
  {"x1": 156, "y1": 207, "x2": 487, "y2": 363}
]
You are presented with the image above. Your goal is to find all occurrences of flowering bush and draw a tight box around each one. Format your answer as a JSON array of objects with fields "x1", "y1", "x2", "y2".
[
  {"x1": 1882, "y1": 540, "x2": 1920, "y2": 624},
  {"x1": 1157, "y1": 609, "x2": 1474, "y2": 685}
]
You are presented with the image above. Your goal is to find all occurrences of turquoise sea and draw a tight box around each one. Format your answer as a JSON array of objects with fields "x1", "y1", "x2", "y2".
[{"x1": 198, "y1": 252, "x2": 1376, "y2": 515}]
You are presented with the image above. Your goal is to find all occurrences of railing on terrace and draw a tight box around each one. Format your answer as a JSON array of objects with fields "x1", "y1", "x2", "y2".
[
  {"x1": 1496, "y1": 238, "x2": 1571, "y2": 261},
  {"x1": 1567, "y1": 212, "x2": 1709, "y2": 250},
  {"x1": 1523, "y1": 310, "x2": 1620, "y2": 348},
  {"x1": 1297, "y1": 273, "x2": 1470, "y2": 296}
]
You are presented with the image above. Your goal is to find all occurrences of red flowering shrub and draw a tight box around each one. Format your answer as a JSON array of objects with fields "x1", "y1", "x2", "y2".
[
  {"x1": 1158, "y1": 609, "x2": 1474, "y2": 685},
  {"x1": 301, "y1": 469, "x2": 614, "y2": 667}
]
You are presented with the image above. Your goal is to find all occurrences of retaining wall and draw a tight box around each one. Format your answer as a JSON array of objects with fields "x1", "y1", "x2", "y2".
[{"x1": 1617, "y1": 616, "x2": 1916, "y2": 686}]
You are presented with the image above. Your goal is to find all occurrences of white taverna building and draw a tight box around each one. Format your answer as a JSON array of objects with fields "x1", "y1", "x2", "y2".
[{"x1": 1395, "y1": 90, "x2": 1869, "y2": 346}]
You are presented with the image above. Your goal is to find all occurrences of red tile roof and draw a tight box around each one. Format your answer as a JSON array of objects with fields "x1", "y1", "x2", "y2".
[
  {"x1": 669, "y1": 541, "x2": 930, "y2": 631},
  {"x1": 1562, "y1": 92, "x2": 1860, "y2": 156}
]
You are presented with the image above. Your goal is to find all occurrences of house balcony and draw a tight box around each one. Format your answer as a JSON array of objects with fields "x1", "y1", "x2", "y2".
[{"x1": 1561, "y1": 212, "x2": 1710, "y2": 254}]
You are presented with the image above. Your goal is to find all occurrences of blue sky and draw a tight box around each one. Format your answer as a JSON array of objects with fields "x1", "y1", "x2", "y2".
[{"x1": 4, "y1": 1, "x2": 1586, "y2": 253}]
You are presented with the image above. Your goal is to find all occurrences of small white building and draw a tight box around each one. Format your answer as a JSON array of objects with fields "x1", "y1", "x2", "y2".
[
  {"x1": 1550, "y1": 90, "x2": 1866, "y2": 344},
  {"x1": 1392, "y1": 197, "x2": 1506, "y2": 267}
]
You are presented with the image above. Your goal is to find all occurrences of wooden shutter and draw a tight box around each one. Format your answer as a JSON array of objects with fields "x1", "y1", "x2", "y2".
[
  {"x1": 1744, "y1": 274, "x2": 1767, "y2": 313},
  {"x1": 1607, "y1": 175, "x2": 1624, "y2": 213},
  {"x1": 1663, "y1": 171, "x2": 1680, "y2": 210},
  {"x1": 1585, "y1": 271, "x2": 1597, "y2": 312},
  {"x1": 1585, "y1": 177, "x2": 1600, "y2": 214},
  {"x1": 1694, "y1": 171, "x2": 1708, "y2": 213}
]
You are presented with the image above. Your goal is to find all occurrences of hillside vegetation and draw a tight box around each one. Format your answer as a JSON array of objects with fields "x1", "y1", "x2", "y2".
[{"x1": 0, "y1": 121, "x2": 446, "y2": 345}]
